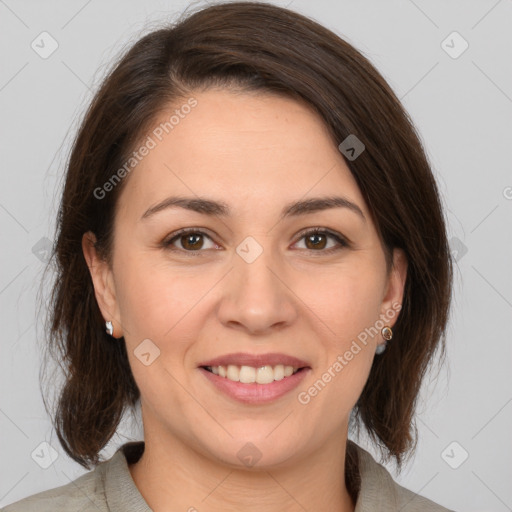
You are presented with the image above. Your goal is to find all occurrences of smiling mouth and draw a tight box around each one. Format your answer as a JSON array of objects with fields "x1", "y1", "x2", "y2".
[{"x1": 201, "y1": 364, "x2": 306, "y2": 384}]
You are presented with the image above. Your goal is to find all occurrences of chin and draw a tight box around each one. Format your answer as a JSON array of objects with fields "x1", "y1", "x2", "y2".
[{"x1": 199, "y1": 431, "x2": 302, "y2": 470}]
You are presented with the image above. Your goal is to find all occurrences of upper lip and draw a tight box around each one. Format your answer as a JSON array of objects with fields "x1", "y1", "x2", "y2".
[{"x1": 198, "y1": 353, "x2": 311, "y2": 369}]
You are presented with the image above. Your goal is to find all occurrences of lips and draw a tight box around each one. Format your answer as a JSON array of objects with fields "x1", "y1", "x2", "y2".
[
  {"x1": 197, "y1": 352, "x2": 312, "y2": 403},
  {"x1": 199, "y1": 365, "x2": 311, "y2": 404}
]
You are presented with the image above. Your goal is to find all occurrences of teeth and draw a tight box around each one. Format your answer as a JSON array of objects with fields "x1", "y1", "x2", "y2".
[
  {"x1": 205, "y1": 364, "x2": 301, "y2": 384},
  {"x1": 239, "y1": 365, "x2": 256, "y2": 383},
  {"x1": 227, "y1": 364, "x2": 239, "y2": 381},
  {"x1": 274, "y1": 364, "x2": 285, "y2": 381}
]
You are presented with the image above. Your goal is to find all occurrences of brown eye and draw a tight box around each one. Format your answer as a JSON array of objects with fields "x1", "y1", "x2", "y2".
[
  {"x1": 304, "y1": 232, "x2": 328, "y2": 250},
  {"x1": 164, "y1": 229, "x2": 216, "y2": 253},
  {"x1": 163, "y1": 227, "x2": 348, "y2": 255},
  {"x1": 180, "y1": 233, "x2": 204, "y2": 250},
  {"x1": 294, "y1": 228, "x2": 349, "y2": 253}
]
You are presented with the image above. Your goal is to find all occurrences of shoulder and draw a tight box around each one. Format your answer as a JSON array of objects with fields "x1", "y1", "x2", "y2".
[
  {"x1": 392, "y1": 478, "x2": 456, "y2": 512},
  {"x1": 1, "y1": 459, "x2": 108, "y2": 512},
  {"x1": 1, "y1": 442, "x2": 147, "y2": 512},
  {"x1": 349, "y1": 440, "x2": 457, "y2": 512}
]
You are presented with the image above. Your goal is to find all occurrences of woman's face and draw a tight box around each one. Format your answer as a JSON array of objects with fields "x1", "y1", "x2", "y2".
[{"x1": 84, "y1": 88, "x2": 407, "y2": 468}]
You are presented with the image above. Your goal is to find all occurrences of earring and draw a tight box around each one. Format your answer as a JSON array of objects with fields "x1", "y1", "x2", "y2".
[
  {"x1": 105, "y1": 320, "x2": 114, "y2": 336},
  {"x1": 375, "y1": 326, "x2": 393, "y2": 355}
]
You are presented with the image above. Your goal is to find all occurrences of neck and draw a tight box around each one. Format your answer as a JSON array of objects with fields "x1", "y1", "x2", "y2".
[{"x1": 128, "y1": 423, "x2": 356, "y2": 512}]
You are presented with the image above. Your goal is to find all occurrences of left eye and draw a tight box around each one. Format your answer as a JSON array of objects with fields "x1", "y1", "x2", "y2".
[
  {"x1": 163, "y1": 228, "x2": 348, "y2": 254},
  {"x1": 294, "y1": 228, "x2": 348, "y2": 252}
]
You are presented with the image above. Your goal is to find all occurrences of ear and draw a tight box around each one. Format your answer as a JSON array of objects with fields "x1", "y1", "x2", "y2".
[
  {"x1": 82, "y1": 231, "x2": 123, "y2": 338},
  {"x1": 379, "y1": 247, "x2": 408, "y2": 327}
]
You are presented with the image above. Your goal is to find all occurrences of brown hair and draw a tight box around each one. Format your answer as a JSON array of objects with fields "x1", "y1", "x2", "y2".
[{"x1": 41, "y1": 0, "x2": 453, "y2": 489}]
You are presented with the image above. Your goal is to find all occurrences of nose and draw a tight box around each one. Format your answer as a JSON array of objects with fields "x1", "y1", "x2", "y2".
[{"x1": 216, "y1": 240, "x2": 298, "y2": 336}]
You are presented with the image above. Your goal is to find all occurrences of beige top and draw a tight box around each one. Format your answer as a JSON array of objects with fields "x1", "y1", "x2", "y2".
[{"x1": 1, "y1": 441, "x2": 455, "y2": 511}]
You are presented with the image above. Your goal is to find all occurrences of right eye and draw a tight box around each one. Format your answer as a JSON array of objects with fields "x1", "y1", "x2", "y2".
[{"x1": 162, "y1": 228, "x2": 219, "y2": 254}]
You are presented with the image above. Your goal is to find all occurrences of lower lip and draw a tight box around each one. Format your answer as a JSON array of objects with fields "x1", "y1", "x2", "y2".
[{"x1": 199, "y1": 367, "x2": 311, "y2": 404}]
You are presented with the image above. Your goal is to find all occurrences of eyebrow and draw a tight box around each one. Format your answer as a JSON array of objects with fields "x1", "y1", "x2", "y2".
[{"x1": 141, "y1": 195, "x2": 366, "y2": 222}]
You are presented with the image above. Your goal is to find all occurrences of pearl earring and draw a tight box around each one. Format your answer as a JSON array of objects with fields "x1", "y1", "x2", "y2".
[{"x1": 105, "y1": 320, "x2": 114, "y2": 336}]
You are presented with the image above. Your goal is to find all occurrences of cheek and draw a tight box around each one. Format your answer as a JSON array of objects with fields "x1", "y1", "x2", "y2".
[
  {"x1": 113, "y1": 251, "x2": 206, "y2": 346},
  {"x1": 302, "y1": 263, "x2": 385, "y2": 345},
  {"x1": 113, "y1": 256, "x2": 206, "y2": 406},
  {"x1": 297, "y1": 267, "x2": 382, "y2": 403}
]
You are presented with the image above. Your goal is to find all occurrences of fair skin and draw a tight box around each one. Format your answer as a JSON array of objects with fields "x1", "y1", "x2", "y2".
[{"x1": 83, "y1": 88, "x2": 407, "y2": 512}]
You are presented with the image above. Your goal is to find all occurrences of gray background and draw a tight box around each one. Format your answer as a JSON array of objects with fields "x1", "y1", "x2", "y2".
[{"x1": 1, "y1": 0, "x2": 511, "y2": 510}]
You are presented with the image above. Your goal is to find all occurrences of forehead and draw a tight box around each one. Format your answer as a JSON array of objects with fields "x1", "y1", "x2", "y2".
[{"x1": 116, "y1": 89, "x2": 368, "y2": 220}]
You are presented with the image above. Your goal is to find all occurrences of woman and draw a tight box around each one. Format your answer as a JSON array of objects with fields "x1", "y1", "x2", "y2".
[{"x1": 2, "y1": 2, "x2": 455, "y2": 511}]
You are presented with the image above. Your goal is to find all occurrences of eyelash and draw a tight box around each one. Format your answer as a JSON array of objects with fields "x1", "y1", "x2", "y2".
[{"x1": 162, "y1": 227, "x2": 350, "y2": 256}]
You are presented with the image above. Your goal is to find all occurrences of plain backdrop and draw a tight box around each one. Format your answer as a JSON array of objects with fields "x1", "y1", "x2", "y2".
[{"x1": 1, "y1": 1, "x2": 511, "y2": 511}]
